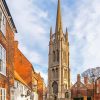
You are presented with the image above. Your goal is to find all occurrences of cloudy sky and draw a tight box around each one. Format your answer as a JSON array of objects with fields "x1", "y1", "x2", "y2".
[{"x1": 6, "y1": 0, "x2": 100, "y2": 84}]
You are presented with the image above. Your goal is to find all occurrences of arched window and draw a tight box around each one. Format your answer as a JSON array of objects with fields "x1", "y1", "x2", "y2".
[
  {"x1": 52, "y1": 69, "x2": 55, "y2": 78},
  {"x1": 65, "y1": 92, "x2": 69, "y2": 98},
  {"x1": 53, "y1": 51, "x2": 56, "y2": 62},
  {"x1": 52, "y1": 81, "x2": 58, "y2": 95},
  {"x1": 55, "y1": 68, "x2": 58, "y2": 79},
  {"x1": 57, "y1": 50, "x2": 59, "y2": 62}
]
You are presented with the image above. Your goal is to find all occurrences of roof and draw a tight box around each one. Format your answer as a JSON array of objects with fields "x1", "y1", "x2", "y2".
[
  {"x1": 14, "y1": 71, "x2": 29, "y2": 87},
  {"x1": 2, "y1": 0, "x2": 17, "y2": 33},
  {"x1": 96, "y1": 77, "x2": 100, "y2": 81},
  {"x1": 71, "y1": 81, "x2": 87, "y2": 89}
]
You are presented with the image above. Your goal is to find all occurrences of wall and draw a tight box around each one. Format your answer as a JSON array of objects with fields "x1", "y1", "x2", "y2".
[{"x1": 14, "y1": 41, "x2": 33, "y2": 89}]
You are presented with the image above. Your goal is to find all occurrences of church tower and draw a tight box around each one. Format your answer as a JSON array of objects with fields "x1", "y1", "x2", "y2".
[{"x1": 48, "y1": 0, "x2": 70, "y2": 99}]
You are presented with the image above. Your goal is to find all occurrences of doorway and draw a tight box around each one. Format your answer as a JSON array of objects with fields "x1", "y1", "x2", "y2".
[
  {"x1": 74, "y1": 97, "x2": 83, "y2": 100},
  {"x1": 87, "y1": 97, "x2": 91, "y2": 100}
]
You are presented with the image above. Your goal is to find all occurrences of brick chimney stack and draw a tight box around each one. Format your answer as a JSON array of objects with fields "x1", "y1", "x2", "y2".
[
  {"x1": 14, "y1": 41, "x2": 18, "y2": 48},
  {"x1": 77, "y1": 74, "x2": 81, "y2": 82},
  {"x1": 84, "y1": 76, "x2": 88, "y2": 84}
]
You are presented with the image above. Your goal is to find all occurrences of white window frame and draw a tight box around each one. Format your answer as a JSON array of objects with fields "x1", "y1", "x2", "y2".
[
  {"x1": 0, "y1": 44, "x2": 6, "y2": 76},
  {"x1": 0, "y1": 88, "x2": 6, "y2": 100},
  {"x1": 0, "y1": 8, "x2": 6, "y2": 35}
]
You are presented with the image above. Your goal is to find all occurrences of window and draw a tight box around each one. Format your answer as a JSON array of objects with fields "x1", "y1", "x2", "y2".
[
  {"x1": 0, "y1": 8, "x2": 6, "y2": 35},
  {"x1": 52, "y1": 81, "x2": 58, "y2": 95},
  {"x1": 0, "y1": 44, "x2": 6, "y2": 75},
  {"x1": 53, "y1": 51, "x2": 55, "y2": 62},
  {"x1": 64, "y1": 69, "x2": 67, "y2": 79},
  {"x1": 65, "y1": 92, "x2": 69, "y2": 98},
  {"x1": 63, "y1": 51, "x2": 66, "y2": 63},
  {"x1": 52, "y1": 69, "x2": 55, "y2": 78},
  {"x1": 20, "y1": 85, "x2": 23, "y2": 94},
  {"x1": 0, "y1": 88, "x2": 6, "y2": 100},
  {"x1": 57, "y1": 50, "x2": 59, "y2": 62},
  {"x1": 55, "y1": 68, "x2": 58, "y2": 79},
  {"x1": 10, "y1": 90, "x2": 14, "y2": 100}
]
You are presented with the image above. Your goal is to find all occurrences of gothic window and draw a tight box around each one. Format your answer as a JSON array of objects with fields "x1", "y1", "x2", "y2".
[
  {"x1": 52, "y1": 81, "x2": 58, "y2": 95},
  {"x1": 57, "y1": 50, "x2": 59, "y2": 62},
  {"x1": 53, "y1": 51, "x2": 56, "y2": 62},
  {"x1": 63, "y1": 51, "x2": 66, "y2": 63},
  {"x1": 65, "y1": 92, "x2": 69, "y2": 98},
  {"x1": 64, "y1": 84, "x2": 67, "y2": 89},
  {"x1": 55, "y1": 68, "x2": 58, "y2": 79},
  {"x1": 64, "y1": 69, "x2": 67, "y2": 79},
  {"x1": 52, "y1": 69, "x2": 55, "y2": 78}
]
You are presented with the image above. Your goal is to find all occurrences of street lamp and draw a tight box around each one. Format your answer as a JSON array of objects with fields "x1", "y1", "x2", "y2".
[{"x1": 91, "y1": 72, "x2": 95, "y2": 100}]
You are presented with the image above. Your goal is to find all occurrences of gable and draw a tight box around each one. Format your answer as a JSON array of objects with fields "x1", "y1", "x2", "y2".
[{"x1": 71, "y1": 81, "x2": 87, "y2": 90}]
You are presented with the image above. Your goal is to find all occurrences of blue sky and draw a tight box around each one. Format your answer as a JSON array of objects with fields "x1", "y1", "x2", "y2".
[{"x1": 6, "y1": 0, "x2": 100, "y2": 84}]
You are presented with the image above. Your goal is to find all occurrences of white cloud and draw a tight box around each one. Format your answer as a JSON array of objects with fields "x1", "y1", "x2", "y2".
[{"x1": 64, "y1": 0, "x2": 100, "y2": 83}]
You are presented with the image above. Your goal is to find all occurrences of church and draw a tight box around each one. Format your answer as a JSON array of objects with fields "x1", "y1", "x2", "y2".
[{"x1": 47, "y1": 0, "x2": 71, "y2": 99}]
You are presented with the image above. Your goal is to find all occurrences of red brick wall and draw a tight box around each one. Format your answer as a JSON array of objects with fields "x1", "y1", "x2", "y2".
[
  {"x1": 0, "y1": 17, "x2": 15, "y2": 100},
  {"x1": 14, "y1": 42, "x2": 33, "y2": 88}
]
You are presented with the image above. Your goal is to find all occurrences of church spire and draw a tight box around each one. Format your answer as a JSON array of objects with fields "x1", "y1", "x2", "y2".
[{"x1": 55, "y1": 0, "x2": 63, "y2": 33}]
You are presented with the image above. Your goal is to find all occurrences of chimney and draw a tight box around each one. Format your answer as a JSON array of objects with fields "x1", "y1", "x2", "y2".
[
  {"x1": 14, "y1": 41, "x2": 18, "y2": 48},
  {"x1": 77, "y1": 74, "x2": 81, "y2": 82},
  {"x1": 84, "y1": 76, "x2": 88, "y2": 84}
]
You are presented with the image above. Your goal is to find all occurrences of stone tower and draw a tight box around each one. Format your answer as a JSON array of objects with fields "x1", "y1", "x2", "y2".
[{"x1": 48, "y1": 0, "x2": 70, "y2": 100}]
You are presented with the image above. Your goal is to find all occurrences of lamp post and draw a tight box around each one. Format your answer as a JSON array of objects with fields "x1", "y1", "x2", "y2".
[{"x1": 91, "y1": 72, "x2": 95, "y2": 100}]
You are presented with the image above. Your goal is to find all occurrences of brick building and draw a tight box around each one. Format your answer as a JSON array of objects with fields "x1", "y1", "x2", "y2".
[
  {"x1": 14, "y1": 41, "x2": 34, "y2": 89},
  {"x1": 13, "y1": 71, "x2": 31, "y2": 100},
  {"x1": 0, "y1": 0, "x2": 17, "y2": 100},
  {"x1": 71, "y1": 74, "x2": 93, "y2": 100},
  {"x1": 33, "y1": 72, "x2": 47, "y2": 100}
]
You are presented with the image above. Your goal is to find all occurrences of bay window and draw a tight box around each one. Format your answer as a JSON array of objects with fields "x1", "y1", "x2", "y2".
[{"x1": 0, "y1": 44, "x2": 6, "y2": 75}]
